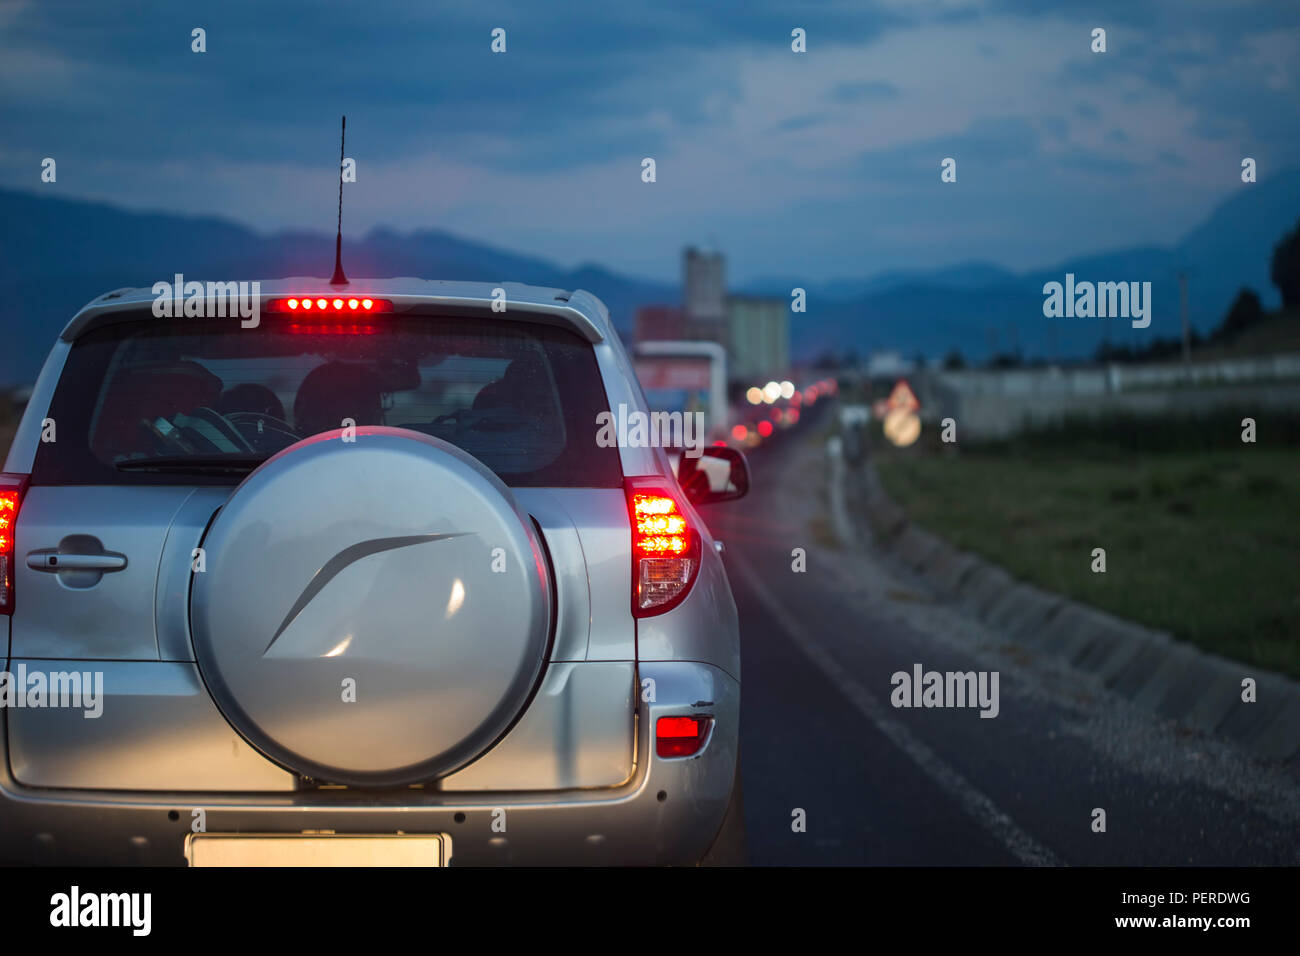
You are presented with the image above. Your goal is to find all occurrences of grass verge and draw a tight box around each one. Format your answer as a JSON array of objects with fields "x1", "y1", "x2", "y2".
[{"x1": 875, "y1": 417, "x2": 1300, "y2": 679}]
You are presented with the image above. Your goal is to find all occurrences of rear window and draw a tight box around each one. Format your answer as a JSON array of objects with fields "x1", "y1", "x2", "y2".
[{"x1": 33, "y1": 312, "x2": 622, "y2": 488}]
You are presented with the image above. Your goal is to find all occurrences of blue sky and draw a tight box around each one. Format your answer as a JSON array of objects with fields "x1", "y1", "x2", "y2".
[{"x1": 2, "y1": 0, "x2": 1298, "y2": 283}]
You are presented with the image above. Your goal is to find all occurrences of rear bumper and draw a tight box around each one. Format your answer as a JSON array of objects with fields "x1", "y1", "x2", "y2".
[{"x1": 0, "y1": 661, "x2": 739, "y2": 866}]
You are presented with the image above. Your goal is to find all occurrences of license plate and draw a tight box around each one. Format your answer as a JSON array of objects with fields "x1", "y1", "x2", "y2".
[{"x1": 186, "y1": 833, "x2": 449, "y2": 867}]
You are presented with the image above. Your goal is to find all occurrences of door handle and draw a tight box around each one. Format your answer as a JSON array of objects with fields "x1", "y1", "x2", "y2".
[{"x1": 27, "y1": 550, "x2": 128, "y2": 572}]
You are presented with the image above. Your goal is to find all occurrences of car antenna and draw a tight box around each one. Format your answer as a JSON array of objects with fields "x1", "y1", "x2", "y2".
[{"x1": 329, "y1": 115, "x2": 348, "y2": 286}]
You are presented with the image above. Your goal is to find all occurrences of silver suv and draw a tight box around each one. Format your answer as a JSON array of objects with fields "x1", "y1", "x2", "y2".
[{"x1": 0, "y1": 279, "x2": 747, "y2": 866}]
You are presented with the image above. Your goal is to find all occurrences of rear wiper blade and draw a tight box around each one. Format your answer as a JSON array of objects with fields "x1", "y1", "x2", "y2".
[{"x1": 115, "y1": 454, "x2": 269, "y2": 474}]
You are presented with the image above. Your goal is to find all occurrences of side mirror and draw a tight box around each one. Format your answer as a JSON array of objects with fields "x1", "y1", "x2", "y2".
[{"x1": 678, "y1": 446, "x2": 750, "y2": 506}]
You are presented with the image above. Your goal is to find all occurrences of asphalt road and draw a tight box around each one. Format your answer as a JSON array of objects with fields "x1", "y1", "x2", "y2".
[{"x1": 699, "y1": 404, "x2": 1300, "y2": 866}]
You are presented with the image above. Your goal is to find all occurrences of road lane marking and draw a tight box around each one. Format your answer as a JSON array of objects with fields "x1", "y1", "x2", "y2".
[{"x1": 730, "y1": 553, "x2": 1063, "y2": 867}]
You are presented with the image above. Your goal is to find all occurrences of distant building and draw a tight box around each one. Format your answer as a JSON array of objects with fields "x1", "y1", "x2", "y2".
[
  {"x1": 633, "y1": 248, "x2": 727, "y2": 346},
  {"x1": 632, "y1": 340, "x2": 729, "y2": 438},
  {"x1": 727, "y1": 295, "x2": 788, "y2": 384},
  {"x1": 634, "y1": 305, "x2": 685, "y2": 344},
  {"x1": 682, "y1": 247, "x2": 727, "y2": 345},
  {"x1": 866, "y1": 351, "x2": 916, "y2": 378}
]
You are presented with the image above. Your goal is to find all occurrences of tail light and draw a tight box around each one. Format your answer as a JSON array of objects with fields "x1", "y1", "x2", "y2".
[
  {"x1": 0, "y1": 473, "x2": 28, "y2": 615},
  {"x1": 625, "y1": 477, "x2": 701, "y2": 616},
  {"x1": 656, "y1": 715, "x2": 712, "y2": 757}
]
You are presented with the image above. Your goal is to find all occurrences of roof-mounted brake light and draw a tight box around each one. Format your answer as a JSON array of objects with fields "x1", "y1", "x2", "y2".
[{"x1": 268, "y1": 297, "x2": 392, "y2": 314}]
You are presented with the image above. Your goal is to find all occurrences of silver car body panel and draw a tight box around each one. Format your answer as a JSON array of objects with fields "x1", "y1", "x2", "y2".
[
  {"x1": 439, "y1": 661, "x2": 635, "y2": 791},
  {"x1": 514, "y1": 488, "x2": 637, "y2": 662},
  {"x1": 637, "y1": 535, "x2": 741, "y2": 682},
  {"x1": 7, "y1": 659, "x2": 638, "y2": 794},
  {"x1": 10, "y1": 485, "x2": 194, "y2": 661},
  {"x1": 0, "y1": 661, "x2": 736, "y2": 865},
  {"x1": 155, "y1": 487, "x2": 230, "y2": 662},
  {"x1": 7, "y1": 660, "x2": 298, "y2": 791},
  {"x1": 3, "y1": 338, "x2": 70, "y2": 476}
]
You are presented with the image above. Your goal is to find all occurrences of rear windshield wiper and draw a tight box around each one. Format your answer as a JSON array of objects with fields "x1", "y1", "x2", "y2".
[{"x1": 114, "y1": 454, "x2": 270, "y2": 475}]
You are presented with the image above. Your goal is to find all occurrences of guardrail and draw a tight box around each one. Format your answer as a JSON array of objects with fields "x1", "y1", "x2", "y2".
[{"x1": 938, "y1": 352, "x2": 1300, "y2": 398}]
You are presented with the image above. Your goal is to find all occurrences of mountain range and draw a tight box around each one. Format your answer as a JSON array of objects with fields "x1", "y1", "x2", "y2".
[{"x1": 2, "y1": 174, "x2": 1298, "y2": 385}]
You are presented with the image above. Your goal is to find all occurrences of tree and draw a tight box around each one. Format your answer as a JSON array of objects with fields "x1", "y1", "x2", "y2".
[
  {"x1": 942, "y1": 349, "x2": 966, "y2": 370},
  {"x1": 1272, "y1": 218, "x2": 1300, "y2": 308},
  {"x1": 1214, "y1": 288, "x2": 1263, "y2": 342},
  {"x1": 812, "y1": 350, "x2": 839, "y2": 370},
  {"x1": 1094, "y1": 341, "x2": 1133, "y2": 363},
  {"x1": 988, "y1": 350, "x2": 1024, "y2": 369}
]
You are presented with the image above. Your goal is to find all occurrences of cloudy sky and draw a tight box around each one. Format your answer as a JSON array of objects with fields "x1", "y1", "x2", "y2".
[{"x1": 2, "y1": 0, "x2": 1298, "y2": 284}]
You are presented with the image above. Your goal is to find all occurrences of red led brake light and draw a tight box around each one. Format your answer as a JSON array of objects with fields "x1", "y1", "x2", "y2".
[
  {"x1": 631, "y1": 493, "x2": 691, "y2": 557},
  {"x1": 624, "y1": 477, "x2": 701, "y2": 616},
  {"x1": 268, "y1": 297, "x2": 391, "y2": 314},
  {"x1": 0, "y1": 473, "x2": 29, "y2": 615},
  {"x1": 0, "y1": 491, "x2": 17, "y2": 553}
]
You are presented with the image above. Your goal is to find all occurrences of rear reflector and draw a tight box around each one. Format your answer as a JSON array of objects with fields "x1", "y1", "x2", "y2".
[
  {"x1": 656, "y1": 715, "x2": 712, "y2": 758},
  {"x1": 0, "y1": 473, "x2": 29, "y2": 615},
  {"x1": 625, "y1": 478, "x2": 700, "y2": 616}
]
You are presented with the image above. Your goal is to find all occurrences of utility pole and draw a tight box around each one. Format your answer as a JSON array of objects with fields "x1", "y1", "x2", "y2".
[{"x1": 1178, "y1": 270, "x2": 1192, "y2": 368}]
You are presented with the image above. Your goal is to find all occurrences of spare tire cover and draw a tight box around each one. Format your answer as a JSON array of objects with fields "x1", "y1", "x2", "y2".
[{"x1": 191, "y1": 426, "x2": 552, "y2": 786}]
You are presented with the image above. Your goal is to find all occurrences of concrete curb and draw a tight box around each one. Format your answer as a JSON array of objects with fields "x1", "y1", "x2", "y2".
[
  {"x1": 845, "y1": 451, "x2": 1300, "y2": 764},
  {"x1": 895, "y1": 525, "x2": 944, "y2": 571}
]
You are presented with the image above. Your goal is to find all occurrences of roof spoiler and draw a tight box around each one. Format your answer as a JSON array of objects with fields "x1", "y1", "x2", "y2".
[{"x1": 58, "y1": 284, "x2": 607, "y2": 344}]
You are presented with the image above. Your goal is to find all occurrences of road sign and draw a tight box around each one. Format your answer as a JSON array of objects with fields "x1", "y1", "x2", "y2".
[
  {"x1": 883, "y1": 407, "x2": 921, "y2": 447},
  {"x1": 887, "y1": 379, "x2": 919, "y2": 412}
]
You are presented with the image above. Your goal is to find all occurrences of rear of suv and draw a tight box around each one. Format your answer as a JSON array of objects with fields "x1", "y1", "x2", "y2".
[{"x1": 0, "y1": 278, "x2": 746, "y2": 866}]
